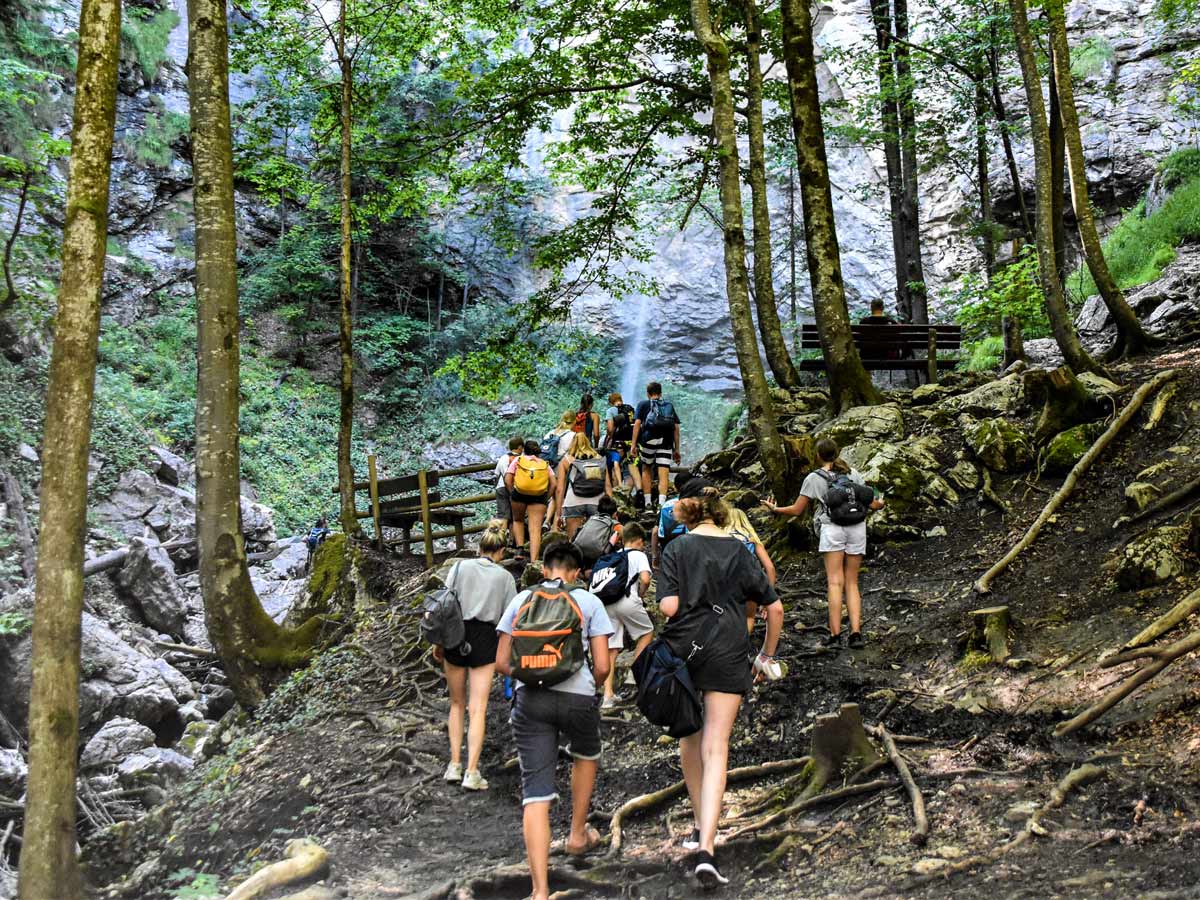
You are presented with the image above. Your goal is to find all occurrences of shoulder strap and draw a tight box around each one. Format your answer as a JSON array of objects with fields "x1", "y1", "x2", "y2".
[
  {"x1": 448, "y1": 561, "x2": 462, "y2": 592},
  {"x1": 817, "y1": 468, "x2": 836, "y2": 483}
]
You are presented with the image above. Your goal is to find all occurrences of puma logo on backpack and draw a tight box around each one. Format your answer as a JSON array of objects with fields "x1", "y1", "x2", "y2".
[
  {"x1": 514, "y1": 456, "x2": 550, "y2": 495},
  {"x1": 509, "y1": 582, "x2": 586, "y2": 687}
]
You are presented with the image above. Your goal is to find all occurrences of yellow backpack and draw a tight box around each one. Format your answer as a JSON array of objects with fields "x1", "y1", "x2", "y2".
[{"x1": 514, "y1": 456, "x2": 550, "y2": 495}]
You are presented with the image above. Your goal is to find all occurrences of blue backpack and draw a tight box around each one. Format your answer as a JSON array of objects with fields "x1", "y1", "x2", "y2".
[
  {"x1": 644, "y1": 398, "x2": 679, "y2": 436},
  {"x1": 632, "y1": 638, "x2": 703, "y2": 738},
  {"x1": 539, "y1": 431, "x2": 563, "y2": 470}
]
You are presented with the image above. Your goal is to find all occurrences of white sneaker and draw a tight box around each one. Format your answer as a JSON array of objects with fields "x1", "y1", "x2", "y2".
[
  {"x1": 600, "y1": 695, "x2": 618, "y2": 711},
  {"x1": 444, "y1": 762, "x2": 463, "y2": 783},
  {"x1": 462, "y1": 769, "x2": 489, "y2": 791}
]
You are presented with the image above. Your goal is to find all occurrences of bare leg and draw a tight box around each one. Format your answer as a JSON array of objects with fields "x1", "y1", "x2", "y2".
[
  {"x1": 444, "y1": 661, "x2": 466, "y2": 766},
  {"x1": 657, "y1": 463, "x2": 669, "y2": 499},
  {"x1": 527, "y1": 504, "x2": 546, "y2": 561},
  {"x1": 823, "y1": 550, "x2": 846, "y2": 635},
  {"x1": 568, "y1": 757, "x2": 598, "y2": 849},
  {"x1": 511, "y1": 501, "x2": 528, "y2": 553},
  {"x1": 639, "y1": 458, "x2": 652, "y2": 495},
  {"x1": 679, "y1": 731, "x2": 702, "y2": 832},
  {"x1": 631, "y1": 631, "x2": 652, "y2": 661},
  {"x1": 465, "y1": 663, "x2": 494, "y2": 772},
  {"x1": 523, "y1": 801, "x2": 552, "y2": 900},
  {"x1": 697, "y1": 692, "x2": 742, "y2": 854},
  {"x1": 603, "y1": 645, "x2": 620, "y2": 701},
  {"x1": 844, "y1": 552, "x2": 864, "y2": 634},
  {"x1": 565, "y1": 517, "x2": 583, "y2": 540}
]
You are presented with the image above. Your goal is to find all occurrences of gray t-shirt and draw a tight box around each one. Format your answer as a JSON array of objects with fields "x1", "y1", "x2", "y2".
[
  {"x1": 497, "y1": 580, "x2": 613, "y2": 696},
  {"x1": 800, "y1": 467, "x2": 866, "y2": 528},
  {"x1": 447, "y1": 557, "x2": 518, "y2": 624}
]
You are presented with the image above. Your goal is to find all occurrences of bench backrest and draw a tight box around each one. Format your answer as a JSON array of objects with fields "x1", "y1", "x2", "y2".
[
  {"x1": 799, "y1": 323, "x2": 962, "y2": 351},
  {"x1": 330, "y1": 470, "x2": 441, "y2": 498}
]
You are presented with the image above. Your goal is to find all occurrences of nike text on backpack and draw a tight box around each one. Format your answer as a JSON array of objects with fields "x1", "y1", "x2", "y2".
[
  {"x1": 643, "y1": 398, "x2": 679, "y2": 437},
  {"x1": 570, "y1": 457, "x2": 606, "y2": 498},
  {"x1": 573, "y1": 514, "x2": 616, "y2": 566},
  {"x1": 509, "y1": 582, "x2": 587, "y2": 687},
  {"x1": 539, "y1": 432, "x2": 563, "y2": 470},
  {"x1": 818, "y1": 470, "x2": 875, "y2": 526},
  {"x1": 589, "y1": 549, "x2": 635, "y2": 605},
  {"x1": 421, "y1": 562, "x2": 469, "y2": 654},
  {"x1": 632, "y1": 637, "x2": 703, "y2": 738},
  {"x1": 514, "y1": 456, "x2": 551, "y2": 496}
]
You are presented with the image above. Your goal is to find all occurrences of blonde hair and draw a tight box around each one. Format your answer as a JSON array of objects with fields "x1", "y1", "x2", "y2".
[
  {"x1": 675, "y1": 487, "x2": 730, "y2": 529},
  {"x1": 566, "y1": 432, "x2": 599, "y2": 459},
  {"x1": 479, "y1": 519, "x2": 510, "y2": 553},
  {"x1": 558, "y1": 410, "x2": 576, "y2": 429},
  {"x1": 725, "y1": 507, "x2": 761, "y2": 546}
]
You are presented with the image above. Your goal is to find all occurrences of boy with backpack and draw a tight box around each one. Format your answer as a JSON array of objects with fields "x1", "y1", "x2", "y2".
[
  {"x1": 494, "y1": 436, "x2": 524, "y2": 526},
  {"x1": 573, "y1": 494, "x2": 621, "y2": 572},
  {"x1": 590, "y1": 522, "x2": 654, "y2": 710},
  {"x1": 629, "y1": 381, "x2": 681, "y2": 512},
  {"x1": 763, "y1": 438, "x2": 884, "y2": 649},
  {"x1": 603, "y1": 392, "x2": 637, "y2": 487},
  {"x1": 495, "y1": 542, "x2": 613, "y2": 900}
]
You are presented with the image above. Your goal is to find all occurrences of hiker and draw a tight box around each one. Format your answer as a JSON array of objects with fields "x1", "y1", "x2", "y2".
[
  {"x1": 652, "y1": 471, "x2": 694, "y2": 566},
  {"x1": 858, "y1": 298, "x2": 909, "y2": 363},
  {"x1": 494, "y1": 436, "x2": 524, "y2": 526},
  {"x1": 303, "y1": 517, "x2": 331, "y2": 573},
  {"x1": 763, "y1": 437, "x2": 884, "y2": 649},
  {"x1": 495, "y1": 541, "x2": 613, "y2": 900},
  {"x1": 658, "y1": 486, "x2": 782, "y2": 888},
  {"x1": 505, "y1": 439, "x2": 558, "y2": 563},
  {"x1": 540, "y1": 412, "x2": 577, "y2": 522},
  {"x1": 433, "y1": 520, "x2": 518, "y2": 791},
  {"x1": 574, "y1": 393, "x2": 602, "y2": 447},
  {"x1": 603, "y1": 392, "x2": 636, "y2": 487},
  {"x1": 593, "y1": 521, "x2": 653, "y2": 710},
  {"x1": 573, "y1": 494, "x2": 621, "y2": 573},
  {"x1": 555, "y1": 433, "x2": 611, "y2": 540},
  {"x1": 629, "y1": 381, "x2": 681, "y2": 511},
  {"x1": 859, "y1": 297, "x2": 897, "y2": 325},
  {"x1": 725, "y1": 507, "x2": 777, "y2": 587}
]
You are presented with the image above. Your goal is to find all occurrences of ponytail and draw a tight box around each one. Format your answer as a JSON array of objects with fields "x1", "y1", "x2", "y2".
[{"x1": 479, "y1": 518, "x2": 510, "y2": 554}]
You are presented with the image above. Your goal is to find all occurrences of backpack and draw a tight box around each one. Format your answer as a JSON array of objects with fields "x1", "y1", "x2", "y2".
[
  {"x1": 589, "y1": 549, "x2": 635, "y2": 605},
  {"x1": 572, "y1": 411, "x2": 588, "y2": 433},
  {"x1": 570, "y1": 457, "x2": 606, "y2": 498},
  {"x1": 632, "y1": 637, "x2": 703, "y2": 738},
  {"x1": 573, "y1": 514, "x2": 616, "y2": 566},
  {"x1": 304, "y1": 527, "x2": 325, "y2": 551},
  {"x1": 818, "y1": 469, "x2": 875, "y2": 526},
  {"x1": 420, "y1": 562, "x2": 467, "y2": 652},
  {"x1": 611, "y1": 403, "x2": 636, "y2": 442},
  {"x1": 509, "y1": 582, "x2": 587, "y2": 687},
  {"x1": 539, "y1": 431, "x2": 563, "y2": 470},
  {"x1": 643, "y1": 398, "x2": 679, "y2": 437},
  {"x1": 513, "y1": 456, "x2": 551, "y2": 496}
]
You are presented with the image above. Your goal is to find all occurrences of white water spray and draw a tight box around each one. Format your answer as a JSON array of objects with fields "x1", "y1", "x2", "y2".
[{"x1": 619, "y1": 293, "x2": 651, "y2": 401}]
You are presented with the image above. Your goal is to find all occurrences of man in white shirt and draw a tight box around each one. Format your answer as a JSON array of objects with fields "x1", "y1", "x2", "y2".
[
  {"x1": 599, "y1": 522, "x2": 654, "y2": 709},
  {"x1": 494, "y1": 436, "x2": 523, "y2": 525}
]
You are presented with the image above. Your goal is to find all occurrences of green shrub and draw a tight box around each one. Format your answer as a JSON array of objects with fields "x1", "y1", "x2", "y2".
[
  {"x1": 1158, "y1": 146, "x2": 1200, "y2": 191},
  {"x1": 128, "y1": 104, "x2": 188, "y2": 169},
  {"x1": 960, "y1": 336, "x2": 1005, "y2": 373},
  {"x1": 1070, "y1": 37, "x2": 1115, "y2": 81},
  {"x1": 120, "y1": 7, "x2": 180, "y2": 83}
]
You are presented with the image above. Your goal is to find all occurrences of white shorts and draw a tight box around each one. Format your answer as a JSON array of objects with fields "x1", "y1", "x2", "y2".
[
  {"x1": 606, "y1": 594, "x2": 655, "y2": 649},
  {"x1": 819, "y1": 521, "x2": 868, "y2": 556}
]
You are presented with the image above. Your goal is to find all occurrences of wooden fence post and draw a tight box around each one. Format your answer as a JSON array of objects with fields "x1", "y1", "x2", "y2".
[
  {"x1": 417, "y1": 468, "x2": 434, "y2": 568},
  {"x1": 367, "y1": 454, "x2": 383, "y2": 551},
  {"x1": 927, "y1": 328, "x2": 938, "y2": 385}
]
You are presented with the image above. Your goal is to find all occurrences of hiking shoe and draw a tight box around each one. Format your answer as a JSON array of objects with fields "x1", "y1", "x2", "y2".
[
  {"x1": 600, "y1": 695, "x2": 618, "y2": 711},
  {"x1": 461, "y1": 769, "x2": 489, "y2": 791},
  {"x1": 821, "y1": 632, "x2": 843, "y2": 650},
  {"x1": 634, "y1": 491, "x2": 646, "y2": 510},
  {"x1": 443, "y1": 761, "x2": 463, "y2": 783},
  {"x1": 681, "y1": 828, "x2": 701, "y2": 851},
  {"x1": 848, "y1": 631, "x2": 865, "y2": 649},
  {"x1": 694, "y1": 851, "x2": 728, "y2": 889}
]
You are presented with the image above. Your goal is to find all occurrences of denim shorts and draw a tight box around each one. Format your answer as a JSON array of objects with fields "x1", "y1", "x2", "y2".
[{"x1": 510, "y1": 688, "x2": 601, "y2": 805}]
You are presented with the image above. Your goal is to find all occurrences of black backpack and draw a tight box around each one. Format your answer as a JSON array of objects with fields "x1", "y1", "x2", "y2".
[
  {"x1": 612, "y1": 403, "x2": 636, "y2": 442},
  {"x1": 570, "y1": 457, "x2": 606, "y2": 498},
  {"x1": 420, "y1": 562, "x2": 468, "y2": 652},
  {"x1": 632, "y1": 637, "x2": 703, "y2": 738},
  {"x1": 589, "y1": 549, "x2": 635, "y2": 605},
  {"x1": 818, "y1": 470, "x2": 875, "y2": 526},
  {"x1": 643, "y1": 398, "x2": 679, "y2": 437}
]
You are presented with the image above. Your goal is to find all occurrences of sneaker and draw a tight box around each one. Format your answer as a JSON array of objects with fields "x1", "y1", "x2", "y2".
[
  {"x1": 694, "y1": 851, "x2": 728, "y2": 889},
  {"x1": 681, "y1": 828, "x2": 701, "y2": 851},
  {"x1": 821, "y1": 632, "x2": 843, "y2": 649},
  {"x1": 461, "y1": 769, "x2": 489, "y2": 791},
  {"x1": 600, "y1": 695, "x2": 618, "y2": 711},
  {"x1": 848, "y1": 631, "x2": 865, "y2": 649},
  {"x1": 443, "y1": 761, "x2": 463, "y2": 783}
]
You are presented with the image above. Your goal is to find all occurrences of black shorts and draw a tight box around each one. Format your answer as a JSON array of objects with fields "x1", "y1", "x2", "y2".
[
  {"x1": 444, "y1": 619, "x2": 500, "y2": 668},
  {"x1": 511, "y1": 490, "x2": 549, "y2": 507},
  {"x1": 510, "y1": 688, "x2": 602, "y2": 805},
  {"x1": 669, "y1": 618, "x2": 755, "y2": 695}
]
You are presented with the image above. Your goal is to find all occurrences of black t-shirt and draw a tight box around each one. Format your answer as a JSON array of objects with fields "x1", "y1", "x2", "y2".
[
  {"x1": 658, "y1": 532, "x2": 777, "y2": 655},
  {"x1": 859, "y1": 314, "x2": 896, "y2": 325}
]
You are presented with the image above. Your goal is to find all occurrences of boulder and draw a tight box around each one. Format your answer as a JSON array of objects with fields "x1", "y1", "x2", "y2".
[
  {"x1": 1114, "y1": 527, "x2": 1192, "y2": 590},
  {"x1": 0, "y1": 746, "x2": 26, "y2": 793},
  {"x1": 844, "y1": 440, "x2": 959, "y2": 539},
  {"x1": 967, "y1": 418, "x2": 1033, "y2": 473},
  {"x1": 934, "y1": 373, "x2": 1025, "y2": 418},
  {"x1": 814, "y1": 404, "x2": 904, "y2": 448},
  {"x1": 115, "y1": 538, "x2": 190, "y2": 638},
  {"x1": 144, "y1": 483, "x2": 197, "y2": 548},
  {"x1": 176, "y1": 719, "x2": 215, "y2": 759},
  {"x1": 1040, "y1": 423, "x2": 1103, "y2": 475},
  {"x1": 911, "y1": 383, "x2": 958, "y2": 406},
  {"x1": 240, "y1": 497, "x2": 277, "y2": 546},
  {"x1": 945, "y1": 459, "x2": 981, "y2": 492},
  {"x1": 1076, "y1": 294, "x2": 1112, "y2": 334},
  {"x1": 149, "y1": 446, "x2": 191, "y2": 487},
  {"x1": 1124, "y1": 481, "x2": 1162, "y2": 514},
  {"x1": 94, "y1": 470, "x2": 161, "y2": 538},
  {"x1": 116, "y1": 747, "x2": 194, "y2": 805},
  {"x1": 79, "y1": 718, "x2": 156, "y2": 770},
  {"x1": 265, "y1": 541, "x2": 310, "y2": 580},
  {"x1": 1126, "y1": 245, "x2": 1200, "y2": 339},
  {"x1": 1022, "y1": 338, "x2": 1065, "y2": 369}
]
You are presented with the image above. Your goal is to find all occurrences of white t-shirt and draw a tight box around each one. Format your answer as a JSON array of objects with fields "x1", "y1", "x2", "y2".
[
  {"x1": 624, "y1": 549, "x2": 651, "y2": 602},
  {"x1": 558, "y1": 430, "x2": 575, "y2": 460},
  {"x1": 495, "y1": 452, "x2": 518, "y2": 489}
]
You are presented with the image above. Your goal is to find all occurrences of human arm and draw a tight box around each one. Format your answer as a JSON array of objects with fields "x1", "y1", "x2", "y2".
[
  {"x1": 432, "y1": 645, "x2": 444, "y2": 663},
  {"x1": 495, "y1": 633, "x2": 512, "y2": 676},
  {"x1": 763, "y1": 493, "x2": 810, "y2": 517},
  {"x1": 760, "y1": 602, "x2": 782, "y2": 658},
  {"x1": 755, "y1": 542, "x2": 777, "y2": 587},
  {"x1": 590, "y1": 634, "x2": 611, "y2": 686},
  {"x1": 657, "y1": 543, "x2": 679, "y2": 616},
  {"x1": 554, "y1": 457, "x2": 570, "y2": 522},
  {"x1": 637, "y1": 569, "x2": 651, "y2": 598},
  {"x1": 659, "y1": 594, "x2": 680, "y2": 617},
  {"x1": 630, "y1": 419, "x2": 641, "y2": 449}
]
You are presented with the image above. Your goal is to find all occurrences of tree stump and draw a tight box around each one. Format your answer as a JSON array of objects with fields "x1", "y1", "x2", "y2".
[
  {"x1": 799, "y1": 703, "x2": 881, "y2": 800},
  {"x1": 1032, "y1": 366, "x2": 1109, "y2": 445},
  {"x1": 967, "y1": 606, "x2": 1011, "y2": 663}
]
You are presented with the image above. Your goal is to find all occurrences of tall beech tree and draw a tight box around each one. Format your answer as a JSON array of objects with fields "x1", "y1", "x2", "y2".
[
  {"x1": 1007, "y1": 0, "x2": 1101, "y2": 375},
  {"x1": 869, "y1": 0, "x2": 909, "y2": 319},
  {"x1": 892, "y1": 0, "x2": 927, "y2": 323},
  {"x1": 189, "y1": 0, "x2": 324, "y2": 709},
  {"x1": 742, "y1": 0, "x2": 800, "y2": 389},
  {"x1": 18, "y1": 0, "x2": 121, "y2": 895},
  {"x1": 691, "y1": 0, "x2": 787, "y2": 496},
  {"x1": 780, "y1": 0, "x2": 881, "y2": 411},
  {"x1": 1046, "y1": 0, "x2": 1155, "y2": 358},
  {"x1": 335, "y1": 0, "x2": 357, "y2": 537}
]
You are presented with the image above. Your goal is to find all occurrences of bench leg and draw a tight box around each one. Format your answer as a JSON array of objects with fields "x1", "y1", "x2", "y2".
[
  {"x1": 454, "y1": 519, "x2": 465, "y2": 552},
  {"x1": 403, "y1": 526, "x2": 412, "y2": 556},
  {"x1": 927, "y1": 328, "x2": 938, "y2": 385}
]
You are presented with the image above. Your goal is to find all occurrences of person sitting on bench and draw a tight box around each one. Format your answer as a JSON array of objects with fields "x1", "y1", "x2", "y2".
[
  {"x1": 859, "y1": 298, "x2": 896, "y2": 326},
  {"x1": 857, "y1": 299, "x2": 908, "y2": 361}
]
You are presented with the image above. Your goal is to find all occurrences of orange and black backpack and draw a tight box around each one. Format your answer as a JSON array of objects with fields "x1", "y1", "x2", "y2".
[{"x1": 509, "y1": 582, "x2": 586, "y2": 687}]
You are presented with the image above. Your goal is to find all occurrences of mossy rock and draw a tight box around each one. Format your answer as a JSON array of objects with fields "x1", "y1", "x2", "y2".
[
  {"x1": 1124, "y1": 481, "x2": 1162, "y2": 514},
  {"x1": 722, "y1": 488, "x2": 760, "y2": 510},
  {"x1": 814, "y1": 404, "x2": 904, "y2": 448},
  {"x1": 935, "y1": 372, "x2": 1025, "y2": 418},
  {"x1": 292, "y1": 533, "x2": 350, "y2": 620},
  {"x1": 967, "y1": 418, "x2": 1032, "y2": 473},
  {"x1": 1113, "y1": 526, "x2": 1192, "y2": 590},
  {"x1": 1040, "y1": 423, "x2": 1103, "y2": 475}
]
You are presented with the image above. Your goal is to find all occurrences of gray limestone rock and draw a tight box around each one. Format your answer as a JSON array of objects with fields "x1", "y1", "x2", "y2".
[
  {"x1": 79, "y1": 717, "x2": 156, "y2": 770},
  {"x1": 116, "y1": 538, "x2": 190, "y2": 639}
]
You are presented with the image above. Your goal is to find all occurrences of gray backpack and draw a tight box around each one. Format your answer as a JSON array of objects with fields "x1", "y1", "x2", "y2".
[
  {"x1": 421, "y1": 562, "x2": 469, "y2": 652},
  {"x1": 573, "y1": 514, "x2": 616, "y2": 567}
]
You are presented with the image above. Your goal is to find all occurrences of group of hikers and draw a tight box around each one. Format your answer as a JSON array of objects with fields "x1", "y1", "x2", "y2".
[{"x1": 421, "y1": 380, "x2": 888, "y2": 897}]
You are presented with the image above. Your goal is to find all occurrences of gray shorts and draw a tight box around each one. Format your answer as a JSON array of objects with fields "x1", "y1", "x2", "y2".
[
  {"x1": 496, "y1": 485, "x2": 512, "y2": 522},
  {"x1": 819, "y1": 521, "x2": 868, "y2": 556},
  {"x1": 606, "y1": 594, "x2": 654, "y2": 649},
  {"x1": 510, "y1": 688, "x2": 601, "y2": 806},
  {"x1": 563, "y1": 503, "x2": 598, "y2": 521}
]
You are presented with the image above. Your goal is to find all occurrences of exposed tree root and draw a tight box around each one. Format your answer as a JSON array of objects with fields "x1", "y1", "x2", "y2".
[
  {"x1": 976, "y1": 369, "x2": 1179, "y2": 594},
  {"x1": 1113, "y1": 585, "x2": 1200, "y2": 654},
  {"x1": 722, "y1": 779, "x2": 896, "y2": 842},
  {"x1": 1143, "y1": 380, "x2": 1178, "y2": 430},
  {"x1": 869, "y1": 725, "x2": 929, "y2": 846},
  {"x1": 223, "y1": 839, "x2": 329, "y2": 900},
  {"x1": 1125, "y1": 474, "x2": 1200, "y2": 526},
  {"x1": 1055, "y1": 629, "x2": 1200, "y2": 736},
  {"x1": 605, "y1": 757, "x2": 809, "y2": 858}
]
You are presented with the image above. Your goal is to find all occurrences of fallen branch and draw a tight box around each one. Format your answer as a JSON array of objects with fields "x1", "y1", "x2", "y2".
[
  {"x1": 605, "y1": 757, "x2": 809, "y2": 858},
  {"x1": 1117, "y1": 586, "x2": 1200, "y2": 653},
  {"x1": 868, "y1": 725, "x2": 929, "y2": 846},
  {"x1": 1054, "y1": 629, "x2": 1200, "y2": 737},
  {"x1": 722, "y1": 779, "x2": 896, "y2": 842},
  {"x1": 154, "y1": 641, "x2": 219, "y2": 660},
  {"x1": 223, "y1": 839, "x2": 329, "y2": 900},
  {"x1": 976, "y1": 369, "x2": 1179, "y2": 594},
  {"x1": 1126, "y1": 474, "x2": 1200, "y2": 526},
  {"x1": 83, "y1": 536, "x2": 197, "y2": 577}
]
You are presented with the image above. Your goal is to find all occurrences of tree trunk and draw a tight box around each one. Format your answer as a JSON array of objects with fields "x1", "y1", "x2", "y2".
[
  {"x1": 336, "y1": 1, "x2": 359, "y2": 538},
  {"x1": 1, "y1": 169, "x2": 32, "y2": 314},
  {"x1": 975, "y1": 80, "x2": 996, "y2": 278},
  {"x1": 788, "y1": 162, "x2": 797, "y2": 338},
  {"x1": 869, "y1": 0, "x2": 910, "y2": 321},
  {"x1": 893, "y1": 0, "x2": 927, "y2": 323},
  {"x1": 780, "y1": 0, "x2": 882, "y2": 412},
  {"x1": 1046, "y1": 0, "x2": 1154, "y2": 358},
  {"x1": 1008, "y1": 0, "x2": 1101, "y2": 375},
  {"x1": 18, "y1": 0, "x2": 121, "y2": 894},
  {"x1": 1003, "y1": 314, "x2": 1025, "y2": 368},
  {"x1": 188, "y1": 0, "x2": 324, "y2": 711},
  {"x1": 690, "y1": 0, "x2": 788, "y2": 497},
  {"x1": 1048, "y1": 63, "x2": 1069, "y2": 291},
  {"x1": 743, "y1": 0, "x2": 801, "y2": 389},
  {"x1": 988, "y1": 39, "x2": 1034, "y2": 242}
]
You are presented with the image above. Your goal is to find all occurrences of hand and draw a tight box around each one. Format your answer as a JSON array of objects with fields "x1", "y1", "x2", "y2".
[
  {"x1": 753, "y1": 653, "x2": 783, "y2": 682},
  {"x1": 557, "y1": 517, "x2": 566, "y2": 530},
  {"x1": 672, "y1": 450, "x2": 681, "y2": 463},
  {"x1": 761, "y1": 496, "x2": 777, "y2": 512},
  {"x1": 432, "y1": 645, "x2": 445, "y2": 663}
]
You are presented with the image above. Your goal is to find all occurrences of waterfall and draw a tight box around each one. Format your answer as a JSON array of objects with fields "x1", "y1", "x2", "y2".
[{"x1": 619, "y1": 293, "x2": 651, "y2": 401}]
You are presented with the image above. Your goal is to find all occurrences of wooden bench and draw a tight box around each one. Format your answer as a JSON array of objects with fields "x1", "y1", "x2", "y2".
[{"x1": 798, "y1": 323, "x2": 962, "y2": 382}]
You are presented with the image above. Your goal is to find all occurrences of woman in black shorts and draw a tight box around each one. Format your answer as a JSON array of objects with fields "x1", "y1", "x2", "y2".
[
  {"x1": 433, "y1": 520, "x2": 519, "y2": 791},
  {"x1": 658, "y1": 487, "x2": 783, "y2": 889}
]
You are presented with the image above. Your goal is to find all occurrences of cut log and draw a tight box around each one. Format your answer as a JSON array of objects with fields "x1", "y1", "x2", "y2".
[
  {"x1": 967, "y1": 606, "x2": 1011, "y2": 663},
  {"x1": 83, "y1": 537, "x2": 197, "y2": 578},
  {"x1": 799, "y1": 703, "x2": 881, "y2": 801},
  {"x1": 223, "y1": 838, "x2": 329, "y2": 900}
]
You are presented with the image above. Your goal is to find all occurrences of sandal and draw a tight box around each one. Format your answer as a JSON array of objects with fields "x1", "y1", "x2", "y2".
[{"x1": 554, "y1": 825, "x2": 602, "y2": 856}]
